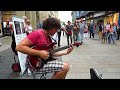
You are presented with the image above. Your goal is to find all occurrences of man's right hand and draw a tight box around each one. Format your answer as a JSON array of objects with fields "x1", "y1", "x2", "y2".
[{"x1": 39, "y1": 50, "x2": 50, "y2": 60}]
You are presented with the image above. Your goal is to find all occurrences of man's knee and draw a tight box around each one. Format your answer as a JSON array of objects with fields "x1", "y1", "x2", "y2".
[{"x1": 63, "y1": 62, "x2": 70, "y2": 72}]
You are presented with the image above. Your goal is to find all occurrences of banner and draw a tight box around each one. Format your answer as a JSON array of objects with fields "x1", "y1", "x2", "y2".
[{"x1": 12, "y1": 16, "x2": 27, "y2": 74}]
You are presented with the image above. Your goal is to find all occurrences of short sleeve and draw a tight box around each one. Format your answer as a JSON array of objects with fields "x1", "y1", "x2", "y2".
[{"x1": 27, "y1": 31, "x2": 40, "y2": 45}]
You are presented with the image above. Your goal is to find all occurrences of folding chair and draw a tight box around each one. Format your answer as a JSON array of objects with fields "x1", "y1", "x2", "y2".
[
  {"x1": 25, "y1": 55, "x2": 62, "y2": 79},
  {"x1": 26, "y1": 58, "x2": 48, "y2": 79}
]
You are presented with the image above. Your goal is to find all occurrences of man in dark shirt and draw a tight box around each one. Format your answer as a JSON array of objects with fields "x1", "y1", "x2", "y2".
[{"x1": 65, "y1": 21, "x2": 73, "y2": 45}]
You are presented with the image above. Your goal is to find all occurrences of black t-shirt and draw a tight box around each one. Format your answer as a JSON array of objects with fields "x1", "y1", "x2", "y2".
[{"x1": 66, "y1": 25, "x2": 73, "y2": 31}]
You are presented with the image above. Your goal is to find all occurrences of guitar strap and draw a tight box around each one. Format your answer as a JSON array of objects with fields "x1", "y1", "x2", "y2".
[{"x1": 49, "y1": 34, "x2": 57, "y2": 44}]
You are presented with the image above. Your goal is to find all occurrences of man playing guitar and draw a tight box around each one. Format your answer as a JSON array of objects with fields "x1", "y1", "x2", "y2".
[{"x1": 16, "y1": 17, "x2": 73, "y2": 79}]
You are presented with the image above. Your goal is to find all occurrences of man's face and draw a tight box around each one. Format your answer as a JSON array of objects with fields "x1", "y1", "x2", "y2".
[
  {"x1": 47, "y1": 28, "x2": 57, "y2": 36},
  {"x1": 68, "y1": 22, "x2": 71, "y2": 25}
]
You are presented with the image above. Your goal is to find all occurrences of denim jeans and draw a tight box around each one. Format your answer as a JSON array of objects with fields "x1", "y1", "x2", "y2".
[
  {"x1": 78, "y1": 31, "x2": 84, "y2": 43},
  {"x1": 109, "y1": 34, "x2": 115, "y2": 43}
]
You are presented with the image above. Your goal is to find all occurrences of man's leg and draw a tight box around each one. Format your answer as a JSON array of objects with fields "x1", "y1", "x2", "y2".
[
  {"x1": 58, "y1": 32, "x2": 61, "y2": 46},
  {"x1": 92, "y1": 33, "x2": 94, "y2": 38},
  {"x1": 73, "y1": 31, "x2": 75, "y2": 42},
  {"x1": 77, "y1": 32, "x2": 80, "y2": 43},
  {"x1": 81, "y1": 32, "x2": 84, "y2": 43},
  {"x1": 70, "y1": 35, "x2": 72, "y2": 44},
  {"x1": 90, "y1": 32, "x2": 91, "y2": 38},
  {"x1": 67, "y1": 34, "x2": 70, "y2": 45},
  {"x1": 51, "y1": 62, "x2": 69, "y2": 79},
  {"x1": 118, "y1": 34, "x2": 120, "y2": 40}
]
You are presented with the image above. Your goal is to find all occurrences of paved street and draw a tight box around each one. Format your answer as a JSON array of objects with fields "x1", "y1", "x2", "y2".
[{"x1": 0, "y1": 33, "x2": 120, "y2": 79}]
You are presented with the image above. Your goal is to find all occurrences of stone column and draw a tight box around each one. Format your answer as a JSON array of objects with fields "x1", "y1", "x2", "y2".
[
  {"x1": 25, "y1": 11, "x2": 36, "y2": 30},
  {"x1": 15, "y1": 11, "x2": 26, "y2": 17},
  {"x1": 31, "y1": 11, "x2": 36, "y2": 30},
  {"x1": 38, "y1": 11, "x2": 42, "y2": 22},
  {"x1": 39, "y1": 11, "x2": 47, "y2": 22},
  {"x1": 25, "y1": 11, "x2": 32, "y2": 20}
]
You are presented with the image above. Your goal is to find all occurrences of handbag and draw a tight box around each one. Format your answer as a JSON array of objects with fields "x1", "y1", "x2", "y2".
[{"x1": 67, "y1": 30, "x2": 72, "y2": 35}]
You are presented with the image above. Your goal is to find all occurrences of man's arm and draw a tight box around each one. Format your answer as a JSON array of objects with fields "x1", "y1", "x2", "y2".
[
  {"x1": 52, "y1": 46, "x2": 73, "y2": 57},
  {"x1": 16, "y1": 38, "x2": 49, "y2": 59},
  {"x1": 64, "y1": 25, "x2": 68, "y2": 33}
]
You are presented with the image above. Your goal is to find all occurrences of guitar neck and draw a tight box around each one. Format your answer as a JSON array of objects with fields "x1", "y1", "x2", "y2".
[{"x1": 50, "y1": 45, "x2": 70, "y2": 54}]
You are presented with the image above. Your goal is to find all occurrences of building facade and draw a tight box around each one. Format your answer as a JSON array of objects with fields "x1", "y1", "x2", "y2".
[
  {"x1": 72, "y1": 11, "x2": 119, "y2": 26},
  {"x1": 0, "y1": 11, "x2": 58, "y2": 36}
]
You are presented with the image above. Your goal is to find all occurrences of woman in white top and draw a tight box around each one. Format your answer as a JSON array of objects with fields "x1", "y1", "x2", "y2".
[{"x1": 25, "y1": 20, "x2": 33, "y2": 35}]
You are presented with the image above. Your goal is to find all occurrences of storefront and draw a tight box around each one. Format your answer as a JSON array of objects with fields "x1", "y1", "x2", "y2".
[
  {"x1": 1, "y1": 11, "x2": 15, "y2": 36},
  {"x1": 104, "y1": 12, "x2": 119, "y2": 26},
  {"x1": 113, "y1": 13, "x2": 119, "y2": 25}
]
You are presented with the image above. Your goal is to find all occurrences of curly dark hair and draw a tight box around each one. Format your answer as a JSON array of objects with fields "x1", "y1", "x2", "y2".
[{"x1": 42, "y1": 17, "x2": 61, "y2": 30}]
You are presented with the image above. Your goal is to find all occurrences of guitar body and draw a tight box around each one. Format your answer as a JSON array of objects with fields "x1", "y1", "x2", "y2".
[{"x1": 28, "y1": 42, "x2": 57, "y2": 69}]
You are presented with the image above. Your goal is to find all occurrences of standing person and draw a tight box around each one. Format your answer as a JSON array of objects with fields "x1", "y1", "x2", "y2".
[
  {"x1": 89, "y1": 22, "x2": 94, "y2": 38},
  {"x1": 116, "y1": 25, "x2": 120, "y2": 40},
  {"x1": 108, "y1": 25, "x2": 116, "y2": 44},
  {"x1": 78, "y1": 18, "x2": 88, "y2": 44},
  {"x1": 112, "y1": 23, "x2": 117, "y2": 37},
  {"x1": 37, "y1": 19, "x2": 45, "y2": 29},
  {"x1": 23, "y1": 16, "x2": 27, "y2": 26},
  {"x1": 23, "y1": 16, "x2": 30, "y2": 35},
  {"x1": 25, "y1": 19, "x2": 33, "y2": 35},
  {"x1": 57, "y1": 19, "x2": 62, "y2": 47},
  {"x1": 65, "y1": 21, "x2": 73, "y2": 45},
  {"x1": 6, "y1": 20, "x2": 12, "y2": 36},
  {"x1": 101, "y1": 28, "x2": 107, "y2": 43},
  {"x1": 57, "y1": 28, "x2": 61, "y2": 46},
  {"x1": 73, "y1": 20, "x2": 79, "y2": 42},
  {"x1": 98, "y1": 22, "x2": 103, "y2": 39},
  {"x1": 62, "y1": 22, "x2": 66, "y2": 36},
  {"x1": 105, "y1": 21, "x2": 111, "y2": 43},
  {"x1": 16, "y1": 17, "x2": 73, "y2": 79}
]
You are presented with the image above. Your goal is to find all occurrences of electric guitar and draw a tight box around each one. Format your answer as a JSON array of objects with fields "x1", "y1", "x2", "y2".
[{"x1": 27, "y1": 42, "x2": 80, "y2": 70}]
